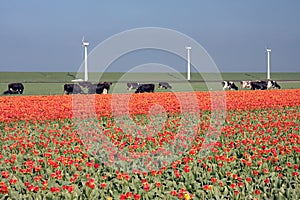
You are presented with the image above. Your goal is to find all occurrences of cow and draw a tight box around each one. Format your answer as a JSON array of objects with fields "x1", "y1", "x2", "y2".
[
  {"x1": 3, "y1": 83, "x2": 24, "y2": 95},
  {"x1": 250, "y1": 81, "x2": 268, "y2": 90},
  {"x1": 241, "y1": 80, "x2": 267, "y2": 90},
  {"x1": 242, "y1": 80, "x2": 281, "y2": 90},
  {"x1": 158, "y1": 82, "x2": 172, "y2": 89},
  {"x1": 240, "y1": 81, "x2": 252, "y2": 89},
  {"x1": 135, "y1": 84, "x2": 155, "y2": 93},
  {"x1": 88, "y1": 82, "x2": 112, "y2": 94},
  {"x1": 64, "y1": 84, "x2": 84, "y2": 94},
  {"x1": 96, "y1": 82, "x2": 112, "y2": 94},
  {"x1": 222, "y1": 81, "x2": 238, "y2": 90},
  {"x1": 127, "y1": 82, "x2": 140, "y2": 91},
  {"x1": 267, "y1": 80, "x2": 281, "y2": 89}
]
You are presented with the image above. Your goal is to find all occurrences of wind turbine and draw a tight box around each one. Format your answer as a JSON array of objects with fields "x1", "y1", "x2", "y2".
[
  {"x1": 266, "y1": 47, "x2": 271, "y2": 80},
  {"x1": 82, "y1": 36, "x2": 89, "y2": 81},
  {"x1": 186, "y1": 46, "x2": 192, "y2": 81}
]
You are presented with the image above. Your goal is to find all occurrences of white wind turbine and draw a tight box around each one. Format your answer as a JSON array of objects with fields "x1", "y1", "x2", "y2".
[
  {"x1": 82, "y1": 36, "x2": 89, "y2": 81},
  {"x1": 186, "y1": 46, "x2": 192, "y2": 81},
  {"x1": 266, "y1": 47, "x2": 271, "y2": 80}
]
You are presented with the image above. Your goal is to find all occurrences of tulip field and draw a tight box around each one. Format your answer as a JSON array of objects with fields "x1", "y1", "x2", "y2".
[{"x1": 0, "y1": 89, "x2": 299, "y2": 199}]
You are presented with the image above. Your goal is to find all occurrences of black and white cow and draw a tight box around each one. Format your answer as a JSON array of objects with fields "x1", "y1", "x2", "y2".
[
  {"x1": 88, "y1": 82, "x2": 112, "y2": 94},
  {"x1": 241, "y1": 80, "x2": 281, "y2": 90},
  {"x1": 3, "y1": 83, "x2": 24, "y2": 95},
  {"x1": 222, "y1": 81, "x2": 238, "y2": 90},
  {"x1": 64, "y1": 84, "x2": 84, "y2": 94},
  {"x1": 135, "y1": 84, "x2": 155, "y2": 93},
  {"x1": 267, "y1": 80, "x2": 281, "y2": 89},
  {"x1": 158, "y1": 82, "x2": 172, "y2": 89},
  {"x1": 240, "y1": 81, "x2": 252, "y2": 89},
  {"x1": 127, "y1": 82, "x2": 140, "y2": 91}
]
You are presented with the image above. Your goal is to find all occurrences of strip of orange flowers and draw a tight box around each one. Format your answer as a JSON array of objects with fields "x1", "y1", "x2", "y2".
[{"x1": 0, "y1": 89, "x2": 299, "y2": 122}]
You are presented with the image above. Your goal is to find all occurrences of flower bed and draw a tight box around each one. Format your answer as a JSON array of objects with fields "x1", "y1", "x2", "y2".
[{"x1": 0, "y1": 89, "x2": 299, "y2": 199}]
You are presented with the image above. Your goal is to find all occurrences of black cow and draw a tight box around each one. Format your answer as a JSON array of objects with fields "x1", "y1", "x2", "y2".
[
  {"x1": 222, "y1": 81, "x2": 238, "y2": 90},
  {"x1": 64, "y1": 84, "x2": 84, "y2": 94},
  {"x1": 127, "y1": 82, "x2": 140, "y2": 91},
  {"x1": 88, "y1": 82, "x2": 112, "y2": 94},
  {"x1": 135, "y1": 84, "x2": 155, "y2": 93},
  {"x1": 250, "y1": 81, "x2": 267, "y2": 90},
  {"x1": 158, "y1": 82, "x2": 172, "y2": 89},
  {"x1": 96, "y1": 82, "x2": 112, "y2": 94},
  {"x1": 3, "y1": 83, "x2": 24, "y2": 95}
]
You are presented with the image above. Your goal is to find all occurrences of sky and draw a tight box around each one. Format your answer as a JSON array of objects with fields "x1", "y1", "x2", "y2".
[{"x1": 0, "y1": 0, "x2": 300, "y2": 73}]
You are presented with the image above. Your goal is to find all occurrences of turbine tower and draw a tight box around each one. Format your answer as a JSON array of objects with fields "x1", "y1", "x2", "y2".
[
  {"x1": 186, "y1": 47, "x2": 192, "y2": 81},
  {"x1": 82, "y1": 36, "x2": 89, "y2": 81},
  {"x1": 266, "y1": 48, "x2": 271, "y2": 80}
]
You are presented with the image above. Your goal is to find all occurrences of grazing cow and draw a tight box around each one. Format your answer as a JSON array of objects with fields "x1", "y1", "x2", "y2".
[
  {"x1": 96, "y1": 82, "x2": 112, "y2": 94},
  {"x1": 3, "y1": 83, "x2": 24, "y2": 95},
  {"x1": 158, "y1": 82, "x2": 172, "y2": 89},
  {"x1": 222, "y1": 81, "x2": 238, "y2": 90},
  {"x1": 242, "y1": 80, "x2": 281, "y2": 90},
  {"x1": 250, "y1": 81, "x2": 268, "y2": 90},
  {"x1": 64, "y1": 84, "x2": 84, "y2": 94},
  {"x1": 240, "y1": 81, "x2": 252, "y2": 89},
  {"x1": 88, "y1": 82, "x2": 112, "y2": 94},
  {"x1": 127, "y1": 82, "x2": 140, "y2": 91},
  {"x1": 267, "y1": 80, "x2": 281, "y2": 89},
  {"x1": 135, "y1": 84, "x2": 155, "y2": 93}
]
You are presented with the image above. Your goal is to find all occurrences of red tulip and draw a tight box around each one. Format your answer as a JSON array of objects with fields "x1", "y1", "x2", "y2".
[
  {"x1": 184, "y1": 165, "x2": 190, "y2": 173},
  {"x1": 100, "y1": 182, "x2": 107, "y2": 188},
  {"x1": 170, "y1": 190, "x2": 177, "y2": 196},
  {"x1": 156, "y1": 182, "x2": 162, "y2": 188},
  {"x1": 292, "y1": 172, "x2": 299, "y2": 177},
  {"x1": 134, "y1": 194, "x2": 141, "y2": 200},
  {"x1": 254, "y1": 190, "x2": 261, "y2": 195},
  {"x1": 85, "y1": 179, "x2": 95, "y2": 189},
  {"x1": 1, "y1": 171, "x2": 9, "y2": 179},
  {"x1": 211, "y1": 177, "x2": 217, "y2": 183},
  {"x1": 9, "y1": 178, "x2": 17, "y2": 185}
]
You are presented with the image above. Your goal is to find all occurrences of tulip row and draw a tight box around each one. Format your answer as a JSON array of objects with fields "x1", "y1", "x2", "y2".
[{"x1": 0, "y1": 89, "x2": 299, "y2": 122}]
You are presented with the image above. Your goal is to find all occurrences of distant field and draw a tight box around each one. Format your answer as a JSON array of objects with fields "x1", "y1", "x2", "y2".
[{"x1": 0, "y1": 72, "x2": 300, "y2": 95}]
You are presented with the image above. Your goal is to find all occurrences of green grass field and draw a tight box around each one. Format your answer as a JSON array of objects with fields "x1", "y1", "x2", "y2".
[{"x1": 0, "y1": 72, "x2": 299, "y2": 96}]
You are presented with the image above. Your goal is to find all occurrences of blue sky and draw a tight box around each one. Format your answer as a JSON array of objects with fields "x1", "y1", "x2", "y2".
[{"x1": 0, "y1": 0, "x2": 299, "y2": 72}]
